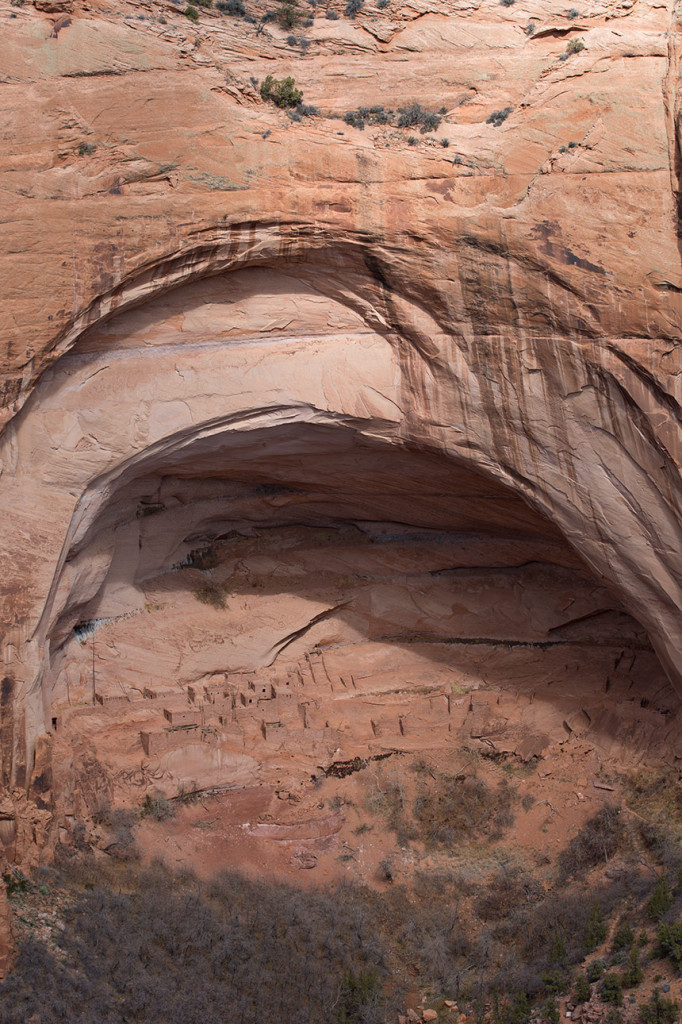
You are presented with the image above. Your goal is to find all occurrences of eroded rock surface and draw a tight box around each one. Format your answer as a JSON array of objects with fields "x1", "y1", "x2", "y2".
[{"x1": 0, "y1": 0, "x2": 680, "y2": 865}]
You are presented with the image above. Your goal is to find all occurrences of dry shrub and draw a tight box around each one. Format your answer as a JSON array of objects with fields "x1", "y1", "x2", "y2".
[
  {"x1": 141, "y1": 793, "x2": 174, "y2": 821},
  {"x1": 413, "y1": 774, "x2": 518, "y2": 849},
  {"x1": 474, "y1": 867, "x2": 543, "y2": 922},
  {"x1": 0, "y1": 862, "x2": 390, "y2": 1024},
  {"x1": 2, "y1": 795, "x2": 674, "y2": 1024},
  {"x1": 365, "y1": 771, "x2": 417, "y2": 846},
  {"x1": 556, "y1": 805, "x2": 627, "y2": 880},
  {"x1": 626, "y1": 770, "x2": 682, "y2": 837},
  {"x1": 192, "y1": 581, "x2": 229, "y2": 609},
  {"x1": 90, "y1": 805, "x2": 139, "y2": 861}
]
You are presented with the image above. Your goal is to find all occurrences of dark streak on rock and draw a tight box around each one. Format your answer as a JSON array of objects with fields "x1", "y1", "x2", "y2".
[
  {"x1": 51, "y1": 15, "x2": 72, "y2": 37},
  {"x1": 608, "y1": 343, "x2": 682, "y2": 426}
]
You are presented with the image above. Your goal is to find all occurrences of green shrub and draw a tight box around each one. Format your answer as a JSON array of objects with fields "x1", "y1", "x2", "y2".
[
  {"x1": 77, "y1": 142, "x2": 97, "y2": 156},
  {"x1": 566, "y1": 37, "x2": 585, "y2": 54},
  {"x1": 612, "y1": 923, "x2": 635, "y2": 952},
  {"x1": 3, "y1": 871, "x2": 29, "y2": 897},
  {"x1": 344, "y1": 110, "x2": 364, "y2": 129},
  {"x1": 345, "y1": 0, "x2": 363, "y2": 15},
  {"x1": 260, "y1": 74, "x2": 303, "y2": 107},
  {"x1": 542, "y1": 998, "x2": 560, "y2": 1024},
  {"x1": 494, "y1": 991, "x2": 532, "y2": 1024},
  {"x1": 344, "y1": 106, "x2": 394, "y2": 130},
  {"x1": 184, "y1": 4, "x2": 200, "y2": 18},
  {"x1": 486, "y1": 107, "x2": 513, "y2": 126},
  {"x1": 397, "y1": 102, "x2": 441, "y2": 134},
  {"x1": 622, "y1": 946, "x2": 643, "y2": 988},
  {"x1": 657, "y1": 923, "x2": 682, "y2": 970},
  {"x1": 539, "y1": 932, "x2": 571, "y2": 995},
  {"x1": 601, "y1": 974, "x2": 623, "y2": 1005},
  {"x1": 648, "y1": 876, "x2": 673, "y2": 921},
  {"x1": 574, "y1": 976, "x2": 591, "y2": 1004},
  {"x1": 640, "y1": 990, "x2": 680, "y2": 1024},
  {"x1": 585, "y1": 904, "x2": 607, "y2": 952},
  {"x1": 541, "y1": 969, "x2": 570, "y2": 997},
  {"x1": 217, "y1": 0, "x2": 245, "y2": 13},
  {"x1": 550, "y1": 931, "x2": 569, "y2": 970},
  {"x1": 587, "y1": 960, "x2": 605, "y2": 983},
  {"x1": 277, "y1": 2, "x2": 300, "y2": 27},
  {"x1": 336, "y1": 968, "x2": 381, "y2": 1022}
]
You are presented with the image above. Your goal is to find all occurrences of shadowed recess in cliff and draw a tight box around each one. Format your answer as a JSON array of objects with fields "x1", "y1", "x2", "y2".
[
  {"x1": 36, "y1": 419, "x2": 671, "y2": 742},
  {"x1": 2, "y1": 253, "x2": 680, "y2": 791}
]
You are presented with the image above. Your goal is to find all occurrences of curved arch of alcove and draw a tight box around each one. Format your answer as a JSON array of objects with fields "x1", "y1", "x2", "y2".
[
  {"x1": 38, "y1": 413, "x2": 672, "y2": 802},
  {"x1": 2, "y1": 248, "x2": 681, "y2": 778}
]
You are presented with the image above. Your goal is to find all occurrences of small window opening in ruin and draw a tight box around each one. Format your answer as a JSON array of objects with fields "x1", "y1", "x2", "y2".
[{"x1": 51, "y1": 717, "x2": 57, "y2": 731}]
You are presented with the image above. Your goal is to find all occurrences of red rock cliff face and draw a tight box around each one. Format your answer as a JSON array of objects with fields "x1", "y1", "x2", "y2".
[{"x1": 0, "y1": 0, "x2": 680, "y2": 861}]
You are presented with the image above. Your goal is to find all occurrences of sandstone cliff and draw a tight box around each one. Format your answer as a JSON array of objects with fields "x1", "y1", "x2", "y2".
[{"x1": 0, "y1": 0, "x2": 680, "y2": 880}]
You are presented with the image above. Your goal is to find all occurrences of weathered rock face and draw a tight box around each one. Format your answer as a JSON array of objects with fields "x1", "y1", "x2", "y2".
[{"x1": 0, "y1": 0, "x2": 680, "y2": 861}]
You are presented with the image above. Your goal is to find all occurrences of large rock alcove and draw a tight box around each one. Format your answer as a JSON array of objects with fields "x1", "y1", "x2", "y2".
[{"x1": 0, "y1": 251, "x2": 678, "y2": 836}]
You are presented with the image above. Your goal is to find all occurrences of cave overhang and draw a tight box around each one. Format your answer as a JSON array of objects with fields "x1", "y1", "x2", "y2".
[{"x1": 0, "y1": 251, "x2": 680, "y2": 775}]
